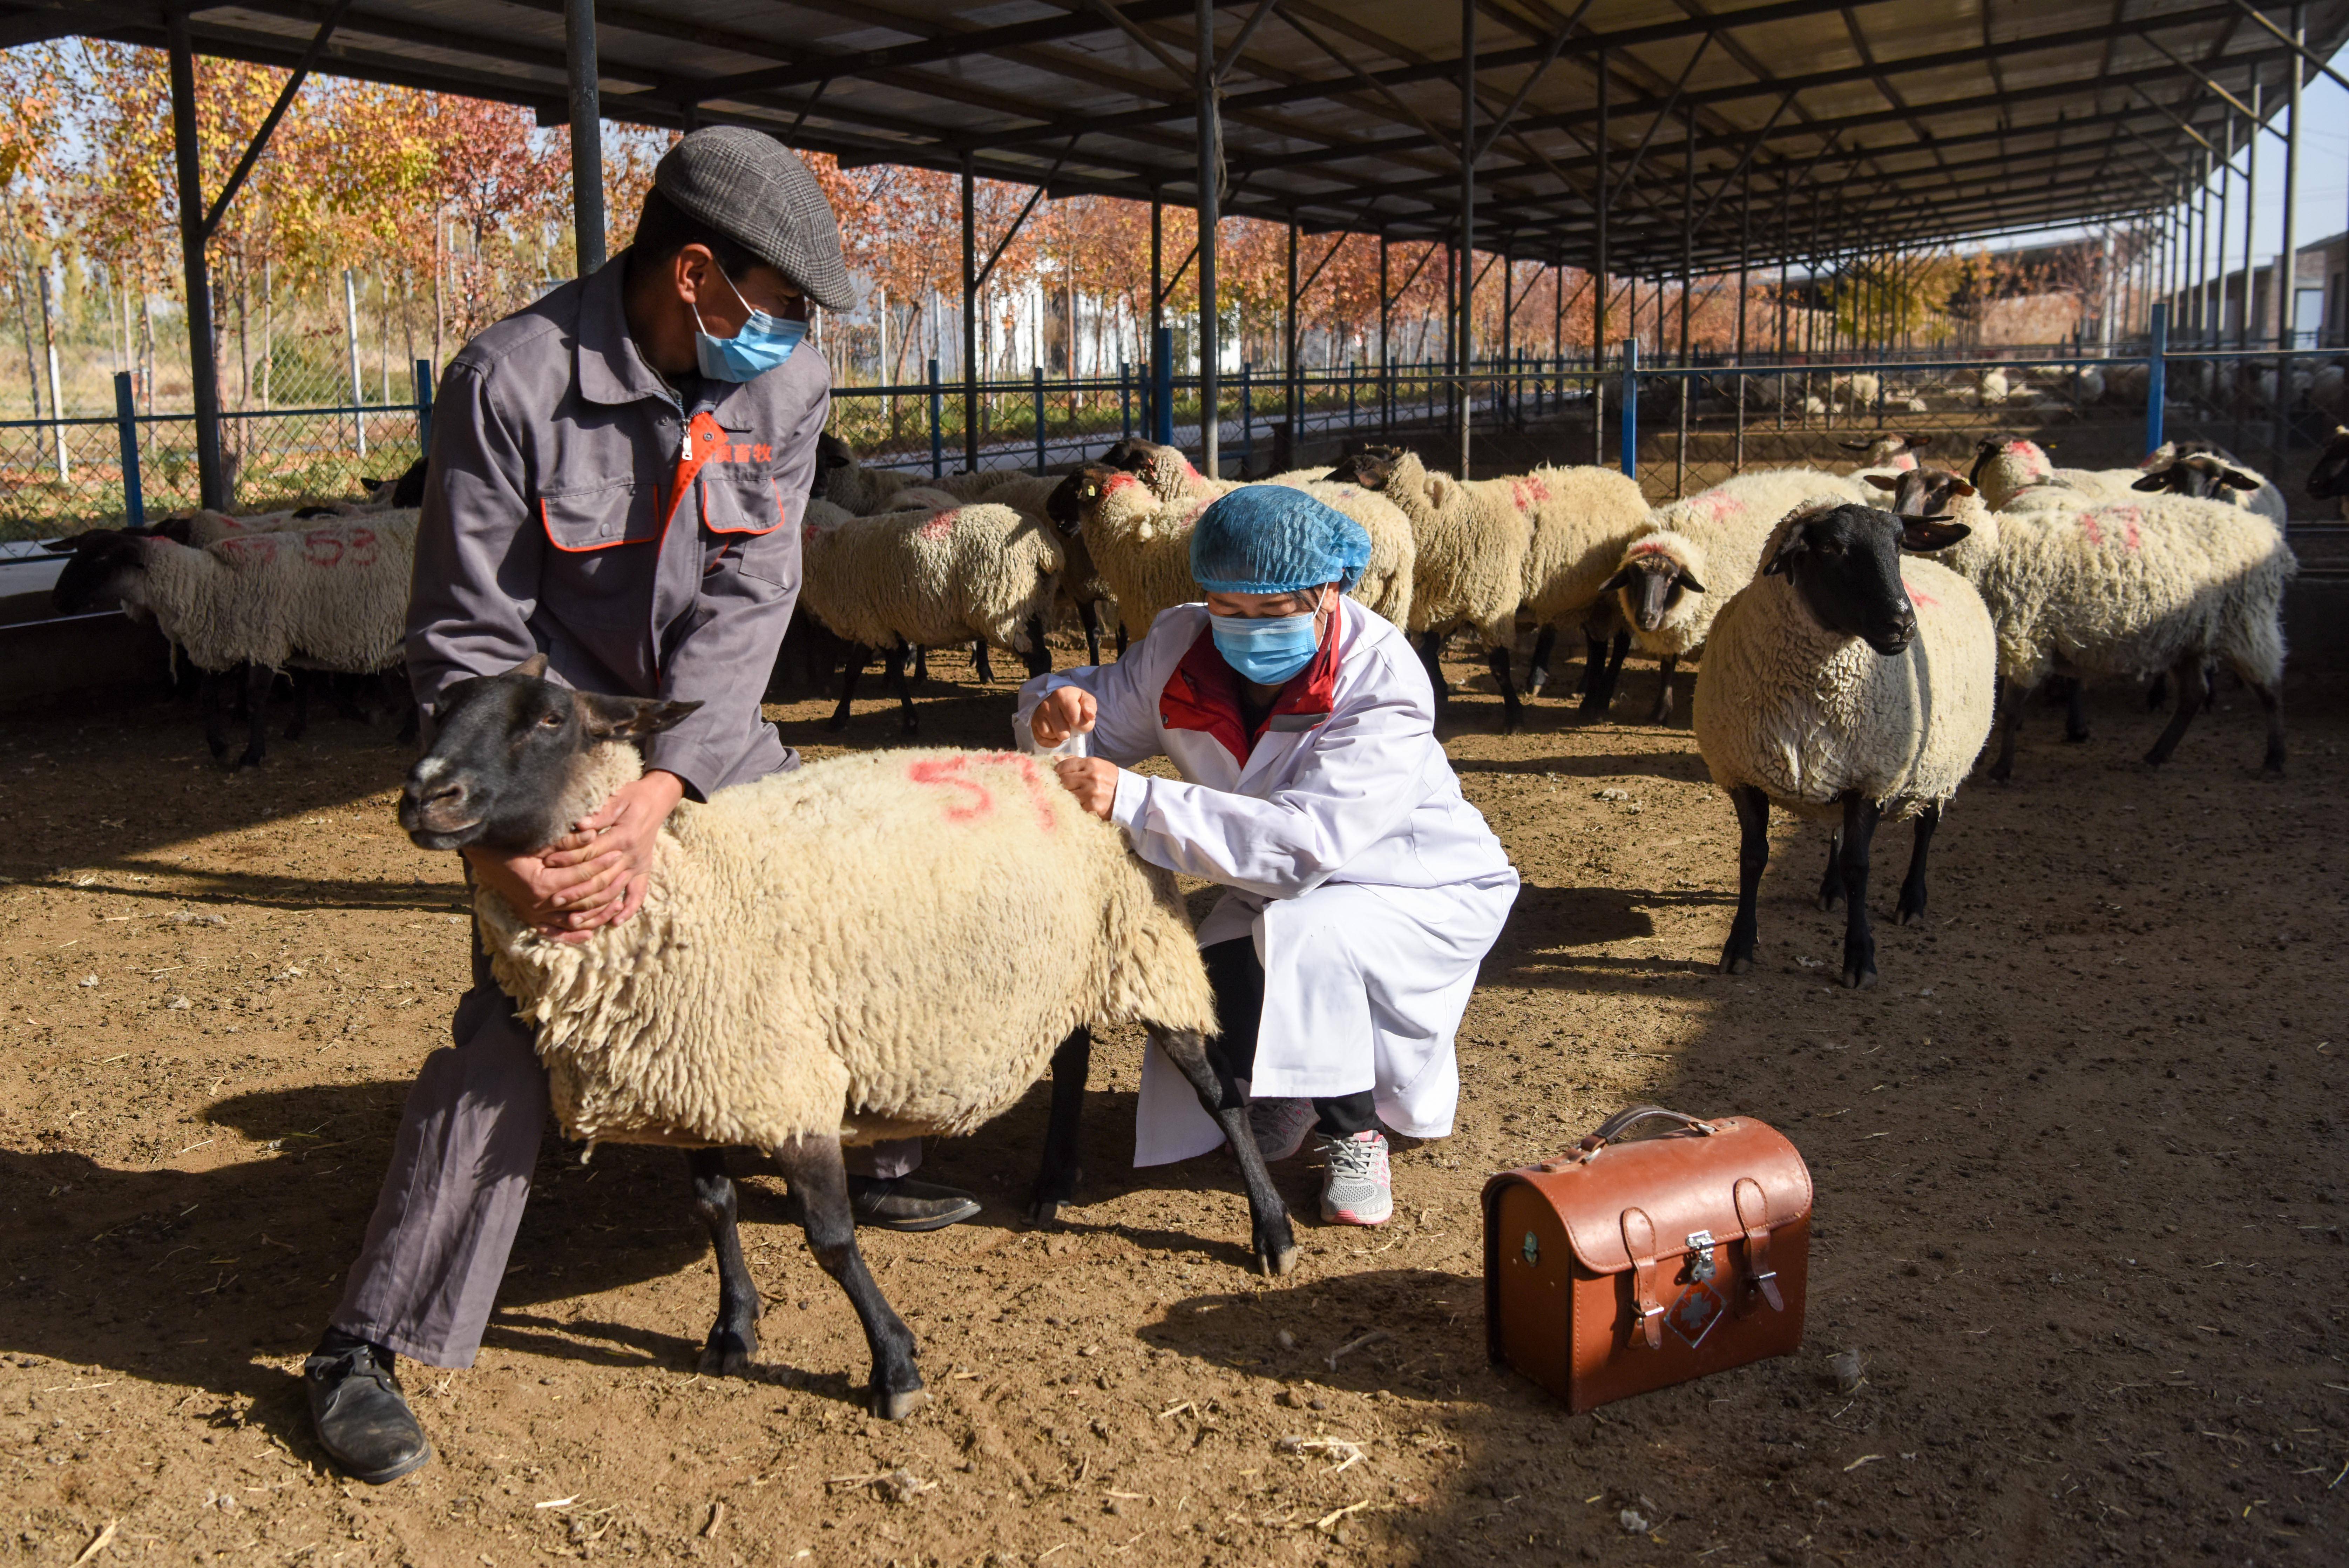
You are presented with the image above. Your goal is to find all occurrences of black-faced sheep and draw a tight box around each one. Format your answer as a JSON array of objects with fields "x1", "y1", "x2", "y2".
[{"x1": 399, "y1": 661, "x2": 1298, "y2": 1419}]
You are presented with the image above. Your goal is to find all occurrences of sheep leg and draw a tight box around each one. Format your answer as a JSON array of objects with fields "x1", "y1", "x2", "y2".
[
  {"x1": 1020, "y1": 613, "x2": 1052, "y2": 679},
  {"x1": 827, "y1": 647, "x2": 871, "y2": 732},
  {"x1": 1078, "y1": 599, "x2": 1104, "y2": 666},
  {"x1": 1114, "y1": 621, "x2": 1129, "y2": 659},
  {"x1": 1486, "y1": 644, "x2": 1522, "y2": 734},
  {"x1": 2064, "y1": 679, "x2": 2091, "y2": 743},
  {"x1": 1988, "y1": 677, "x2": 2032, "y2": 783},
  {"x1": 2252, "y1": 680, "x2": 2285, "y2": 776},
  {"x1": 687, "y1": 1148, "x2": 761, "y2": 1376},
  {"x1": 1026, "y1": 1026, "x2": 1092, "y2": 1224},
  {"x1": 1418, "y1": 630, "x2": 1451, "y2": 704},
  {"x1": 2143, "y1": 653, "x2": 2206, "y2": 767},
  {"x1": 971, "y1": 640, "x2": 996, "y2": 683},
  {"x1": 1525, "y1": 625, "x2": 1558, "y2": 697},
  {"x1": 887, "y1": 641, "x2": 918, "y2": 734},
  {"x1": 285, "y1": 670, "x2": 311, "y2": 742},
  {"x1": 912, "y1": 645, "x2": 930, "y2": 682},
  {"x1": 1816, "y1": 826, "x2": 1844, "y2": 912},
  {"x1": 236, "y1": 663, "x2": 272, "y2": 770},
  {"x1": 1895, "y1": 804, "x2": 1940, "y2": 926},
  {"x1": 1643, "y1": 655, "x2": 1678, "y2": 726},
  {"x1": 1719, "y1": 785, "x2": 1770, "y2": 975},
  {"x1": 1146, "y1": 1026, "x2": 1298, "y2": 1278},
  {"x1": 1579, "y1": 631, "x2": 1629, "y2": 717},
  {"x1": 2146, "y1": 672, "x2": 2169, "y2": 711},
  {"x1": 201, "y1": 669, "x2": 231, "y2": 761},
  {"x1": 1836, "y1": 791, "x2": 1883, "y2": 991},
  {"x1": 770, "y1": 1132, "x2": 927, "y2": 1421},
  {"x1": 386, "y1": 670, "x2": 420, "y2": 745}
]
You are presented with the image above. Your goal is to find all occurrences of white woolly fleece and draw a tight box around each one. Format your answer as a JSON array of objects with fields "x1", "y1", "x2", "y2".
[
  {"x1": 478, "y1": 743, "x2": 1219, "y2": 1153},
  {"x1": 800, "y1": 500, "x2": 1062, "y2": 654},
  {"x1": 1514, "y1": 464, "x2": 1652, "y2": 628},
  {"x1": 1693, "y1": 524, "x2": 1997, "y2": 824},
  {"x1": 126, "y1": 527, "x2": 414, "y2": 674},
  {"x1": 1934, "y1": 488, "x2": 2294, "y2": 689},
  {"x1": 185, "y1": 508, "x2": 421, "y2": 549},
  {"x1": 1613, "y1": 468, "x2": 1871, "y2": 657},
  {"x1": 1362, "y1": 450, "x2": 1530, "y2": 647}
]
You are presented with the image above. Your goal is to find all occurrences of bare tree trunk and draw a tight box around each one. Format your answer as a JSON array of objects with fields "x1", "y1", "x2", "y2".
[{"x1": 14, "y1": 257, "x2": 45, "y2": 421}]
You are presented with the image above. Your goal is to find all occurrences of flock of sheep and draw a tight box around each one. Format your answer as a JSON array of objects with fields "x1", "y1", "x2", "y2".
[{"x1": 29, "y1": 410, "x2": 2322, "y2": 1420}]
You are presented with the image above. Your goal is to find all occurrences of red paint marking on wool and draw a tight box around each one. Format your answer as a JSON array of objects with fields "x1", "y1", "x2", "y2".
[
  {"x1": 1629, "y1": 541, "x2": 1674, "y2": 558},
  {"x1": 217, "y1": 535, "x2": 279, "y2": 566},
  {"x1": 1511, "y1": 476, "x2": 1553, "y2": 508},
  {"x1": 2080, "y1": 515, "x2": 2103, "y2": 545},
  {"x1": 801, "y1": 522, "x2": 820, "y2": 547},
  {"x1": 303, "y1": 531, "x2": 345, "y2": 567},
  {"x1": 988, "y1": 751, "x2": 1062, "y2": 833},
  {"x1": 1907, "y1": 585, "x2": 1938, "y2": 608},
  {"x1": 919, "y1": 510, "x2": 956, "y2": 539},
  {"x1": 907, "y1": 755, "x2": 994, "y2": 822},
  {"x1": 1894, "y1": 453, "x2": 1918, "y2": 471}
]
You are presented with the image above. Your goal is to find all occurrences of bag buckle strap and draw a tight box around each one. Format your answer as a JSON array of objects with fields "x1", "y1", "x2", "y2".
[
  {"x1": 1733, "y1": 1177, "x2": 1784, "y2": 1314},
  {"x1": 1620, "y1": 1205, "x2": 1664, "y2": 1350}
]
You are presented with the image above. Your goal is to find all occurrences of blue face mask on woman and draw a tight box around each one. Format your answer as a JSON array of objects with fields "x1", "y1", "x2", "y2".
[
  {"x1": 1210, "y1": 609, "x2": 1320, "y2": 686},
  {"x1": 691, "y1": 262, "x2": 807, "y2": 383}
]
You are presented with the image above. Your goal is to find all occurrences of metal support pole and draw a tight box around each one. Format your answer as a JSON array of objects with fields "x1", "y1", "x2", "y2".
[
  {"x1": 1152, "y1": 326, "x2": 1175, "y2": 444},
  {"x1": 2275, "y1": 4, "x2": 2305, "y2": 459},
  {"x1": 1500, "y1": 252, "x2": 1514, "y2": 427},
  {"x1": 344, "y1": 268, "x2": 368, "y2": 459},
  {"x1": 39, "y1": 266, "x2": 66, "y2": 481},
  {"x1": 928, "y1": 357, "x2": 943, "y2": 477},
  {"x1": 165, "y1": 7, "x2": 225, "y2": 510},
  {"x1": 1735, "y1": 169, "x2": 1749, "y2": 475},
  {"x1": 1033, "y1": 365, "x2": 1047, "y2": 475},
  {"x1": 1377, "y1": 231, "x2": 1390, "y2": 437},
  {"x1": 1593, "y1": 47, "x2": 1609, "y2": 467},
  {"x1": 115, "y1": 371, "x2": 143, "y2": 527},
  {"x1": 1240, "y1": 361, "x2": 1253, "y2": 471},
  {"x1": 1285, "y1": 215, "x2": 1300, "y2": 443},
  {"x1": 565, "y1": 0, "x2": 606, "y2": 276},
  {"x1": 414, "y1": 357, "x2": 433, "y2": 453},
  {"x1": 2147, "y1": 302, "x2": 2168, "y2": 455},
  {"x1": 961, "y1": 150, "x2": 979, "y2": 474},
  {"x1": 1619, "y1": 338, "x2": 1639, "y2": 480},
  {"x1": 1196, "y1": 0, "x2": 1220, "y2": 478},
  {"x1": 1676, "y1": 114, "x2": 1692, "y2": 499},
  {"x1": 1120, "y1": 359, "x2": 1132, "y2": 439},
  {"x1": 2215, "y1": 115, "x2": 2234, "y2": 352},
  {"x1": 1457, "y1": 0, "x2": 1476, "y2": 475}
]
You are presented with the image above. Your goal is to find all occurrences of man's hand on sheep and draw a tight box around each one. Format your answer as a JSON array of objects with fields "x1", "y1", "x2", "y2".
[
  {"x1": 1052, "y1": 757, "x2": 1118, "y2": 819},
  {"x1": 1030, "y1": 686, "x2": 1097, "y2": 747},
  {"x1": 463, "y1": 769, "x2": 686, "y2": 942}
]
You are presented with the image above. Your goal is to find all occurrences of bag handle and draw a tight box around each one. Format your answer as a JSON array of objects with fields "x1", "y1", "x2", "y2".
[{"x1": 1545, "y1": 1104, "x2": 1718, "y2": 1169}]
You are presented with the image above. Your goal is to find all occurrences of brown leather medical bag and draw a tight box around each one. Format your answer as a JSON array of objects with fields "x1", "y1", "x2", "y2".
[{"x1": 1483, "y1": 1106, "x2": 1812, "y2": 1413}]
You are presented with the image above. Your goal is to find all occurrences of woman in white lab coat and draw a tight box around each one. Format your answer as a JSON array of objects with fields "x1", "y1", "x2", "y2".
[{"x1": 1019, "y1": 484, "x2": 1518, "y2": 1225}]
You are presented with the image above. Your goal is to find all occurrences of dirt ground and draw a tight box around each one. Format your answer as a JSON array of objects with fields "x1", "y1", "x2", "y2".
[{"x1": 2, "y1": 640, "x2": 2344, "y2": 1568}]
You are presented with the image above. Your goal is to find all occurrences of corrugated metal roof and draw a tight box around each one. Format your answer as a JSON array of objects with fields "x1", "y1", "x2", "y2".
[{"x1": 21, "y1": 0, "x2": 2349, "y2": 269}]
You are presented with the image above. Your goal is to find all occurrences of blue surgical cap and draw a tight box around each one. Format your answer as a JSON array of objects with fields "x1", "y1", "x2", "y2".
[{"x1": 1189, "y1": 485, "x2": 1372, "y2": 595}]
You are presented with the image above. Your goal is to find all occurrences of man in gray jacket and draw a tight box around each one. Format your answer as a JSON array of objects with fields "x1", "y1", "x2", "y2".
[{"x1": 305, "y1": 128, "x2": 975, "y2": 1485}]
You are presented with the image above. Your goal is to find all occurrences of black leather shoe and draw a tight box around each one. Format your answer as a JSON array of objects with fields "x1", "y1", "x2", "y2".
[
  {"x1": 305, "y1": 1331, "x2": 432, "y2": 1483},
  {"x1": 845, "y1": 1175, "x2": 981, "y2": 1232}
]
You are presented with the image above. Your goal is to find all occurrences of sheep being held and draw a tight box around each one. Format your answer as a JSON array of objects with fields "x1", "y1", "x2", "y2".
[
  {"x1": 397, "y1": 661, "x2": 1285, "y2": 1420},
  {"x1": 1693, "y1": 502, "x2": 1995, "y2": 990}
]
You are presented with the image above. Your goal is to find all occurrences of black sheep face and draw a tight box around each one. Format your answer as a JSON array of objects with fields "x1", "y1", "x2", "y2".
[
  {"x1": 2132, "y1": 455, "x2": 2260, "y2": 501},
  {"x1": 1318, "y1": 444, "x2": 1404, "y2": 489},
  {"x1": 1762, "y1": 503, "x2": 1968, "y2": 658},
  {"x1": 2308, "y1": 428, "x2": 2349, "y2": 501},
  {"x1": 48, "y1": 531, "x2": 148, "y2": 616},
  {"x1": 1867, "y1": 468, "x2": 1976, "y2": 520},
  {"x1": 1601, "y1": 552, "x2": 1705, "y2": 634},
  {"x1": 1046, "y1": 465, "x2": 1119, "y2": 533},
  {"x1": 1098, "y1": 437, "x2": 1171, "y2": 478},
  {"x1": 399, "y1": 657, "x2": 699, "y2": 854},
  {"x1": 811, "y1": 432, "x2": 855, "y2": 498}
]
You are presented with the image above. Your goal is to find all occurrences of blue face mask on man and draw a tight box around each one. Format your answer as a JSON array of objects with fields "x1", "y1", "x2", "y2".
[
  {"x1": 691, "y1": 261, "x2": 807, "y2": 383},
  {"x1": 1210, "y1": 608, "x2": 1321, "y2": 686}
]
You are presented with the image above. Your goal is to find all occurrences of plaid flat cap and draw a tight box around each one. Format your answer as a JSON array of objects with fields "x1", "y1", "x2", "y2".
[{"x1": 654, "y1": 127, "x2": 855, "y2": 312}]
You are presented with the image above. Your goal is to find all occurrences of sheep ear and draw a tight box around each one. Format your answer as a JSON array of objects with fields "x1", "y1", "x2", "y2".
[
  {"x1": 1901, "y1": 519, "x2": 1970, "y2": 553},
  {"x1": 1905, "y1": 434, "x2": 1932, "y2": 451},
  {"x1": 1947, "y1": 479, "x2": 1976, "y2": 498},
  {"x1": 2130, "y1": 472, "x2": 2167, "y2": 492},
  {"x1": 506, "y1": 652, "x2": 550, "y2": 679},
  {"x1": 575, "y1": 692, "x2": 700, "y2": 739},
  {"x1": 1677, "y1": 569, "x2": 1707, "y2": 594},
  {"x1": 1761, "y1": 530, "x2": 1807, "y2": 577},
  {"x1": 1864, "y1": 473, "x2": 1899, "y2": 492},
  {"x1": 2220, "y1": 467, "x2": 2259, "y2": 491},
  {"x1": 1837, "y1": 439, "x2": 1870, "y2": 452},
  {"x1": 1599, "y1": 566, "x2": 1638, "y2": 595}
]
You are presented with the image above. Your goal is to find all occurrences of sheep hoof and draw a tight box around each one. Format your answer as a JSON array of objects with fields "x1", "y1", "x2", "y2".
[
  {"x1": 1260, "y1": 1243, "x2": 1299, "y2": 1278},
  {"x1": 1896, "y1": 890, "x2": 1927, "y2": 926},
  {"x1": 235, "y1": 748, "x2": 265, "y2": 771},
  {"x1": 2139, "y1": 747, "x2": 2168, "y2": 768},
  {"x1": 872, "y1": 1385, "x2": 930, "y2": 1422},
  {"x1": 1718, "y1": 949, "x2": 1753, "y2": 976},
  {"x1": 698, "y1": 1325, "x2": 758, "y2": 1377},
  {"x1": 1842, "y1": 964, "x2": 1878, "y2": 992},
  {"x1": 2063, "y1": 728, "x2": 2091, "y2": 745},
  {"x1": 824, "y1": 710, "x2": 852, "y2": 733},
  {"x1": 1025, "y1": 1195, "x2": 1071, "y2": 1226},
  {"x1": 206, "y1": 735, "x2": 229, "y2": 761},
  {"x1": 1816, "y1": 890, "x2": 1842, "y2": 913}
]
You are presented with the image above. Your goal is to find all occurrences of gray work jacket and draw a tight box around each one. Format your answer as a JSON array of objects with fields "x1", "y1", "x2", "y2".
[{"x1": 404, "y1": 250, "x2": 828, "y2": 798}]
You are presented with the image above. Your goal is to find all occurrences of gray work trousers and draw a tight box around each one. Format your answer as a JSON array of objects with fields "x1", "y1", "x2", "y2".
[{"x1": 331, "y1": 941, "x2": 919, "y2": 1368}]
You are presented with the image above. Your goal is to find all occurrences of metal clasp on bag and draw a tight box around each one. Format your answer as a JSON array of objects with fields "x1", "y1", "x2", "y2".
[{"x1": 1686, "y1": 1229, "x2": 1718, "y2": 1284}]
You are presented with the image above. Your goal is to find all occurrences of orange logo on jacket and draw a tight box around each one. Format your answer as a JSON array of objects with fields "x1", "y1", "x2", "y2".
[{"x1": 664, "y1": 411, "x2": 770, "y2": 525}]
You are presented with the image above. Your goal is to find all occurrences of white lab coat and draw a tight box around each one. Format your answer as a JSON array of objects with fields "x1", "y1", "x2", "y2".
[{"x1": 1014, "y1": 599, "x2": 1518, "y2": 1165}]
